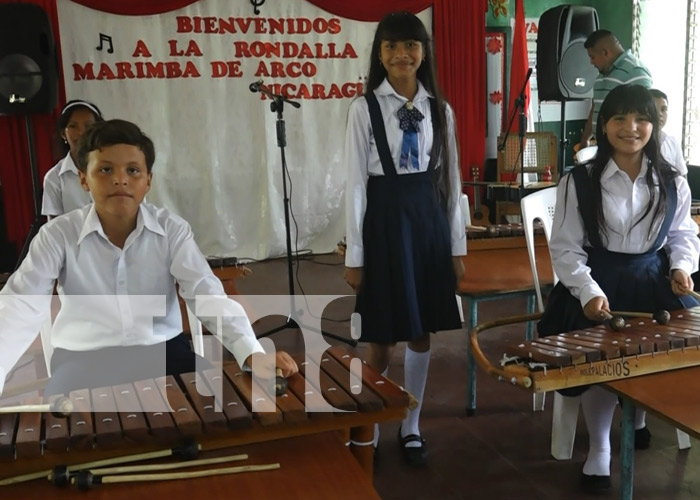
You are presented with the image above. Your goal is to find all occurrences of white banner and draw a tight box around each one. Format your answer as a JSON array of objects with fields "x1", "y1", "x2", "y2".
[{"x1": 56, "y1": 0, "x2": 431, "y2": 259}]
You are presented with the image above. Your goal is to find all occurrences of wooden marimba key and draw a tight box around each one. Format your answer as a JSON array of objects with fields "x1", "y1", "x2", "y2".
[{"x1": 0, "y1": 346, "x2": 409, "y2": 481}]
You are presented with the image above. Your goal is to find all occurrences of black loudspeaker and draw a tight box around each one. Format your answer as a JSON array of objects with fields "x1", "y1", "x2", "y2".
[
  {"x1": 0, "y1": 3, "x2": 58, "y2": 115},
  {"x1": 536, "y1": 5, "x2": 599, "y2": 101}
]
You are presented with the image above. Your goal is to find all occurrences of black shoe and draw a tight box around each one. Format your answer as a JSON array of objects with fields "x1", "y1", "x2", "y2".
[
  {"x1": 398, "y1": 427, "x2": 428, "y2": 466},
  {"x1": 635, "y1": 426, "x2": 651, "y2": 450},
  {"x1": 580, "y1": 472, "x2": 611, "y2": 494}
]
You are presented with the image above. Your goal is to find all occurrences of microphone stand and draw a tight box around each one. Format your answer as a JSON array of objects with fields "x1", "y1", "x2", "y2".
[
  {"x1": 498, "y1": 68, "x2": 532, "y2": 201},
  {"x1": 251, "y1": 84, "x2": 356, "y2": 347}
]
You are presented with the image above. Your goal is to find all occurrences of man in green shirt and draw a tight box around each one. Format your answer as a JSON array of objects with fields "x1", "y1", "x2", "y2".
[{"x1": 581, "y1": 30, "x2": 653, "y2": 146}]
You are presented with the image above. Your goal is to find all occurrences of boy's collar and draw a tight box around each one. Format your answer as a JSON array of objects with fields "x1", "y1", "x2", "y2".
[
  {"x1": 77, "y1": 203, "x2": 165, "y2": 245},
  {"x1": 140, "y1": 203, "x2": 166, "y2": 236}
]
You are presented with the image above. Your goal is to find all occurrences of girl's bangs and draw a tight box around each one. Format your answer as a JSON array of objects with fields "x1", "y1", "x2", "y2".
[
  {"x1": 379, "y1": 13, "x2": 426, "y2": 42},
  {"x1": 603, "y1": 86, "x2": 657, "y2": 120}
]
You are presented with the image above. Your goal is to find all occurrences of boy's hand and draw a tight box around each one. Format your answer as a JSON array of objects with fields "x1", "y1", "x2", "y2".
[
  {"x1": 583, "y1": 295, "x2": 610, "y2": 322},
  {"x1": 245, "y1": 351, "x2": 298, "y2": 379},
  {"x1": 274, "y1": 351, "x2": 298, "y2": 378}
]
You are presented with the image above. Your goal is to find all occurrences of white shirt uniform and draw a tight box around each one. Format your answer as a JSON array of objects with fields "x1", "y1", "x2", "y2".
[
  {"x1": 549, "y1": 157, "x2": 700, "y2": 309},
  {"x1": 659, "y1": 131, "x2": 687, "y2": 176},
  {"x1": 0, "y1": 202, "x2": 264, "y2": 393},
  {"x1": 41, "y1": 153, "x2": 93, "y2": 216},
  {"x1": 344, "y1": 79, "x2": 466, "y2": 268}
]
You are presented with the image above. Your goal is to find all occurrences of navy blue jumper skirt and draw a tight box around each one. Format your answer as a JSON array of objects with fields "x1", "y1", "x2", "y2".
[
  {"x1": 538, "y1": 165, "x2": 698, "y2": 395},
  {"x1": 355, "y1": 92, "x2": 461, "y2": 344}
]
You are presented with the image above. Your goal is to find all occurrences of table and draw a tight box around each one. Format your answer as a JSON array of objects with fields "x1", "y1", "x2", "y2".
[
  {"x1": 0, "y1": 431, "x2": 381, "y2": 499},
  {"x1": 605, "y1": 367, "x2": 700, "y2": 500}
]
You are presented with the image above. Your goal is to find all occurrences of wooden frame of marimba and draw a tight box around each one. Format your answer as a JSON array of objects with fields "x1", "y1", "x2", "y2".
[
  {"x1": 0, "y1": 347, "x2": 410, "y2": 481},
  {"x1": 470, "y1": 309, "x2": 700, "y2": 393}
]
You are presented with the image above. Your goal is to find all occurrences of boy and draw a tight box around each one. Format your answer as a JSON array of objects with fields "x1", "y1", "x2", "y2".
[
  {"x1": 0, "y1": 119, "x2": 297, "y2": 396},
  {"x1": 650, "y1": 88, "x2": 687, "y2": 176}
]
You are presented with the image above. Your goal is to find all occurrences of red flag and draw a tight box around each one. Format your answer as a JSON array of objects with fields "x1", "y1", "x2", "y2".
[{"x1": 507, "y1": 0, "x2": 530, "y2": 133}]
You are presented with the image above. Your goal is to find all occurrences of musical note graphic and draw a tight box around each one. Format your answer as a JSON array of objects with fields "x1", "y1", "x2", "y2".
[
  {"x1": 96, "y1": 33, "x2": 114, "y2": 54},
  {"x1": 250, "y1": 0, "x2": 265, "y2": 15}
]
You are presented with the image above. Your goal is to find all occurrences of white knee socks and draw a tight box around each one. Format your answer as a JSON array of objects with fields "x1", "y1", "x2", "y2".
[
  {"x1": 401, "y1": 347, "x2": 430, "y2": 447},
  {"x1": 581, "y1": 385, "x2": 618, "y2": 476},
  {"x1": 635, "y1": 407, "x2": 647, "y2": 430}
]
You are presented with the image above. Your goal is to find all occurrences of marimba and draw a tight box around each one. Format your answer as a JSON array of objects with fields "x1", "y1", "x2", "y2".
[
  {"x1": 470, "y1": 308, "x2": 700, "y2": 393},
  {"x1": 0, "y1": 346, "x2": 410, "y2": 481}
]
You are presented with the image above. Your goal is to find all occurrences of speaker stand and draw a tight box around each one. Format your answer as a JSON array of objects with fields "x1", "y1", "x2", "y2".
[
  {"x1": 558, "y1": 102, "x2": 569, "y2": 178},
  {"x1": 15, "y1": 115, "x2": 44, "y2": 270}
]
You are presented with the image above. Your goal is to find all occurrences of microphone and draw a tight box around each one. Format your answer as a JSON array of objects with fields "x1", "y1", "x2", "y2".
[{"x1": 249, "y1": 79, "x2": 264, "y2": 93}]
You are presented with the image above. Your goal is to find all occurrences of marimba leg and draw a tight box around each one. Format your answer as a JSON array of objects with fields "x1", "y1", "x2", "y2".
[{"x1": 349, "y1": 425, "x2": 374, "y2": 479}]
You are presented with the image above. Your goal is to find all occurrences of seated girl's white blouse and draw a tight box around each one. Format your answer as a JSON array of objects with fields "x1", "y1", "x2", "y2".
[{"x1": 549, "y1": 157, "x2": 700, "y2": 308}]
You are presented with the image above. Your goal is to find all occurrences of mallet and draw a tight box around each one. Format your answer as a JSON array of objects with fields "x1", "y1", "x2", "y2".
[
  {"x1": 0, "y1": 441, "x2": 201, "y2": 487},
  {"x1": 0, "y1": 396, "x2": 73, "y2": 418},
  {"x1": 609, "y1": 310, "x2": 671, "y2": 325},
  {"x1": 73, "y1": 463, "x2": 281, "y2": 490},
  {"x1": 600, "y1": 311, "x2": 626, "y2": 331},
  {"x1": 272, "y1": 368, "x2": 288, "y2": 396}
]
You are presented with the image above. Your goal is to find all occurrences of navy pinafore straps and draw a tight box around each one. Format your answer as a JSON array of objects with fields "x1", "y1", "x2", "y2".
[{"x1": 354, "y1": 92, "x2": 461, "y2": 343}]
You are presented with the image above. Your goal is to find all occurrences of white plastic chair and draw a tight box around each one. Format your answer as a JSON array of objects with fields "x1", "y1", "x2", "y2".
[
  {"x1": 522, "y1": 187, "x2": 574, "y2": 457},
  {"x1": 521, "y1": 188, "x2": 558, "y2": 415},
  {"x1": 455, "y1": 194, "x2": 472, "y2": 323},
  {"x1": 520, "y1": 187, "x2": 691, "y2": 460}
]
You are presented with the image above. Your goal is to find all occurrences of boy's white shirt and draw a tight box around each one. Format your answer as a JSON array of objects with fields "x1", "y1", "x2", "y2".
[{"x1": 0, "y1": 202, "x2": 264, "y2": 394}]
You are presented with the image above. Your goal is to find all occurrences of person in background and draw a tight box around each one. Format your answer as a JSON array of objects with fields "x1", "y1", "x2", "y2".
[
  {"x1": 42, "y1": 100, "x2": 103, "y2": 219},
  {"x1": 581, "y1": 30, "x2": 652, "y2": 147},
  {"x1": 650, "y1": 88, "x2": 687, "y2": 176},
  {"x1": 343, "y1": 11, "x2": 466, "y2": 466}
]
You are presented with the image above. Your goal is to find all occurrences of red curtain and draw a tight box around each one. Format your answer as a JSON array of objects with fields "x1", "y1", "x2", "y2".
[
  {"x1": 304, "y1": 0, "x2": 433, "y2": 20},
  {"x1": 507, "y1": 0, "x2": 530, "y2": 133},
  {"x1": 0, "y1": 0, "x2": 487, "y2": 255},
  {"x1": 69, "y1": 0, "x2": 199, "y2": 15},
  {"x1": 433, "y1": 1, "x2": 486, "y2": 180}
]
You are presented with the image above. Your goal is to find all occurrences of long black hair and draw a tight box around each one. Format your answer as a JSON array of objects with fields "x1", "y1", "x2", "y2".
[
  {"x1": 587, "y1": 84, "x2": 675, "y2": 241},
  {"x1": 365, "y1": 11, "x2": 455, "y2": 206}
]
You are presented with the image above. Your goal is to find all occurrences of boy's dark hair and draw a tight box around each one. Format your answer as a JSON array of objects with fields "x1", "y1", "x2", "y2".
[
  {"x1": 365, "y1": 11, "x2": 456, "y2": 209},
  {"x1": 76, "y1": 119, "x2": 156, "y2": 173},
  {"x1": 649, "y1": 88, "x2": 668, "y2": 101},
  {"x1": 584, "y1": 29, "x2": 616, "y2": 49},
  {"x1": 588, "y1": 84, "x2": 673, "y2": 242}
]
